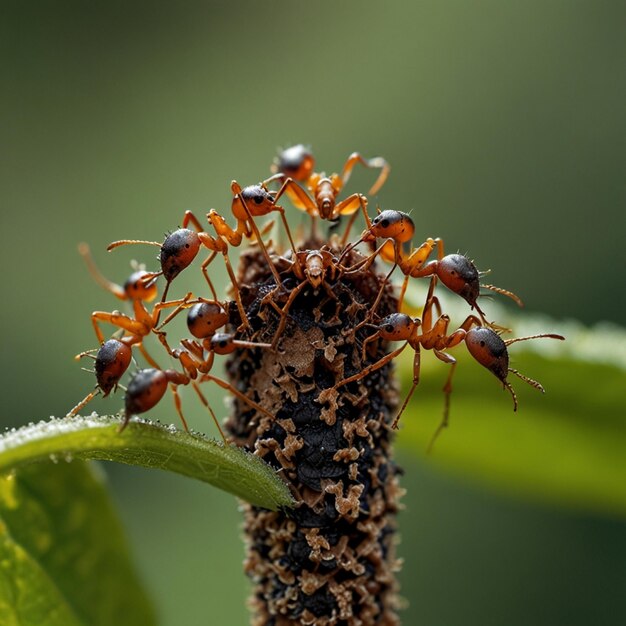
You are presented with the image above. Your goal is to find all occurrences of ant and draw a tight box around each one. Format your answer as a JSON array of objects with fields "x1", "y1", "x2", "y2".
[
  {"x1": 261, "y1": 248, "x2": 344, "y2": 349},
  {"x1": 107, "y1": 220, "x2": 252, "y2": 329},
  {"x1": 78, "y1": 242, "x2": 193, "y2": 369},
  {"x1": 343, "y1": 210, "x2": 523, "y2": 327},
  {"x1": 328, "y1": 277, "x2": 564, "y2": 450},
  {"x1": 124, "y1": 329, "x2": 274, "y2": 437},
  {"x1": 67, "y1": 338, "x2": 132, "y2": 416},
  {"x1": 108, "y1": 180, "x2": 299, "y2": 328},
  {"x1": 267, "y1": 145, "x2": 390, "y2": 242},
  {"x1": 328, "y1": 277, "x2": 471, "y2": 432},
  {"x1": 155, "y1": 297, "x2": 276, "y2": 431}
]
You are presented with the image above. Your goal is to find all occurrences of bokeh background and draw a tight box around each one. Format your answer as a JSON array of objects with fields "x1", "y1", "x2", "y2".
[{"x1": 2, "y1": 2, "x2": 625, "y2": 625}]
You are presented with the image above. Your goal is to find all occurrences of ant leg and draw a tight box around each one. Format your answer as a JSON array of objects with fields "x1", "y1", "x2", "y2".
[
  {"x1": 67, "y1": 388, "x2": 101, "y2": 417},
  {"x1": 360, "y1": 330, "x2": 381, "y2": 362},
  {"x1": 270, "y1": 280, "x2": 309, "y2": 350},
  {"x1": 340, "y1": 211, "x2": 360, "y2": 247},
  {"x1": 191, "y1": 381, "x2": 226, "y2": 441},
  {"x1": 391, "y1": 346, "x2": 421, "y2": 429},
  {"x1": 340, "y1": 152, "x2": 390, "y2": 196},
  {"x1": 154, "y1": 297, "x2": 206, "y2": 331},
  {"x1": 426, "y1": 351, "x2": 458, "y2": 454},
  {"x1": 136, "y1": 343, "x2": 162, "y2": 370},
  {"x1": 78, "y1": 243, "x2": 126, "y2": 300},
  {"x1": 399, "y1": 240, "x2": 438, "y2": 278},
  {"x1": 206, "y1": 211, "x2": 244, "y2": 247},
  {"x1": 169, "y1": 384, "x2": 190, "y2": 432},
  {"x1": 356, "y1": 264, "x2": 397, "y2": 330},
  {"x1": 221, "y1": 250, "x2": 251, "y2": 331},
  {"x1": 343, "y1": 239, "x2": 391, "y2": 274},
  {"x1": 200, "y1": 251, "x2": 219, "y2": 301},
  {"x1": 181, "y1": 210, "x2": 205, "y2": 232},
  {"x1": 335, "y1": 194, "x2": 369, "y2": 245},
  {"x1": 271, "y1": 178, "x2": 317, "y2": 215},
  {"x1": 397, "y1": 275, "x2": 410, "y2": 312},
  {"x1": 334, "y1": 343, "x2": 408, "y2": 390},
  {"x1": 150, "y1": 292, "x2": 195, "y2": 329},
  {"x1": 202, "y1": 374, "x2": 275, "y2": 420},
  {"x1": 91, "y1": 311, "x2": 146, "y2": 345}
]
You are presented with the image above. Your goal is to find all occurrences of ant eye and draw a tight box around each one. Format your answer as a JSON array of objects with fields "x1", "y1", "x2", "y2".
[
  {"x1": 385, "y1": 325, "x2": 394, "y2": 333},
  {"x1": 381, "y1": 219, "x2": 389, "y2": 228},
  {"x1": 480, "y1": 341, "x2": 485, "y2": 347},
  {"x1": 254, "y1": 195, "x2": 264, "y2": 204}
]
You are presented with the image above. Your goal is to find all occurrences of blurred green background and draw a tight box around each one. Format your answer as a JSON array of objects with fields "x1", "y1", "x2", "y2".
[{"x1": 1, "y1": 2, "x2": 625, "y2": 625}]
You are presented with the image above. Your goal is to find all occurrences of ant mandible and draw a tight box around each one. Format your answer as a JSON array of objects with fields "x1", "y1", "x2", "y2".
[{"x1": 266, "y1": 145, "x2": 390, "y2": 242}]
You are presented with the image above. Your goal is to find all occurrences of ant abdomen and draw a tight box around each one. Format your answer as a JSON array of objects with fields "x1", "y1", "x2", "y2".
[
  {"x1": 274, "y1": 144, "x2": 315, "y2": 181},
  {"x1": 124, "y1": 368, "x2": 169, "y2": 417},
  {"x1": 436, "y1": 254, "x2": 480, "y2": 307},
  {"x1": 94, "y1": 339, "x2": 132, "y2": 395},
  {"x1": 160, "y1": 229, "x2": 202, "y2": 282},
  {"x1": 464, "y1": 327, "x2": 508, "y2": 382},
  {"x1": 186, "y1": 302, "x2": 229, "y2": 339}
]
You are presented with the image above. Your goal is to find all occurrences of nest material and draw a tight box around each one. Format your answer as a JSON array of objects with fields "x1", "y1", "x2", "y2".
[{"x1": 225, "y1": 243, "x2": 404, "y2": 626}]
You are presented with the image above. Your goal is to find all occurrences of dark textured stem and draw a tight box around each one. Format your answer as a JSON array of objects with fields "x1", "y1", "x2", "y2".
[{"x1": 226, "y1": 244, "x2": 404, "y2": 625}]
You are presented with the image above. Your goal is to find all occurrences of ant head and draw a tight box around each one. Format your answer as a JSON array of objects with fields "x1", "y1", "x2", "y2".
[
  {"x1": 124, "y1": 368, "x2": 168, "y2": 417},
  {"x1": 94, "y1": 339, "x2": 132, "y2": 396},
  {"x1": 232, "y1": 185, "x2": 276, "y2": 220},
  {"x1": 273, "y1": 144, "x2": 315, "y2": 181},
  {"x1": 160, "y1": 229, "x2": 201, "y2": 283},
  {"x1": 377, "y1": 313, "x2": 415, "y2": 341},
  {"x1": 124, "y1": 270, "x2": 158, "y2": 302},
  {"x1": 210, "y1": 332, "x2": 237, "y2": 355},
  {"x1": 437, "y1": 254, "x2": 480, "y2": 306},
  {"x1": 367, "y1": 210, "x2": 414, "y2": 243},
  {"x1": 186, "y1": 302, "x2": 229, "y2": 339},
  {"x1": 465, "y1": 327, "x2": 509, "y2": 382},
  {"x1": 239, "y1": 185, "x2": 276, "y2": 215}
]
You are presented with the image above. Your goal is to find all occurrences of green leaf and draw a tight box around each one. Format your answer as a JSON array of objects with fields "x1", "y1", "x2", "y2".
[
  {"x1": 0, "y1": 461, "x2": 155, "y2": 626},
  {"x1": 0, "y1": 415, "x2": 294, "y2": 511},
  {"x1": 395, "y1": 317, "x2": 626, "y2": 517}
]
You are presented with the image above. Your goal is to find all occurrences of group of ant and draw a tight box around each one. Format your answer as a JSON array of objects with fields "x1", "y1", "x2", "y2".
[{"x1": 68, "y1": 144, "x2": 563, "y2": 450}]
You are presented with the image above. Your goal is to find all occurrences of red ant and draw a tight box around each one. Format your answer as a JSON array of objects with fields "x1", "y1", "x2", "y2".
[
  {"x1": 261, "y1": 248, "x2": 344, "y2": 349},
  {"x1": 330, "y1": 277, "x2": 563, "y2": 450},
  {"x1": 78, "y1": 242, "x2": 195, "y2": 369},
  {"x1": 344, "y1": 210, "x2": 523, "y2": 327},
  {"x1": 108, "y1": 180, "x2": 299, "y2": 328},
  {"x1": 67, "y1": 338, "x2": 132, "y2": 416},
  {"x1": 124, "y1": 328, "x2": 274, "y2": 437},
  {"x1": 152, "y1": 297, "x2": 275, "y2": 434},
  {"x1": 267, "y1": 145, "x2": 390, "y2": 242}
]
